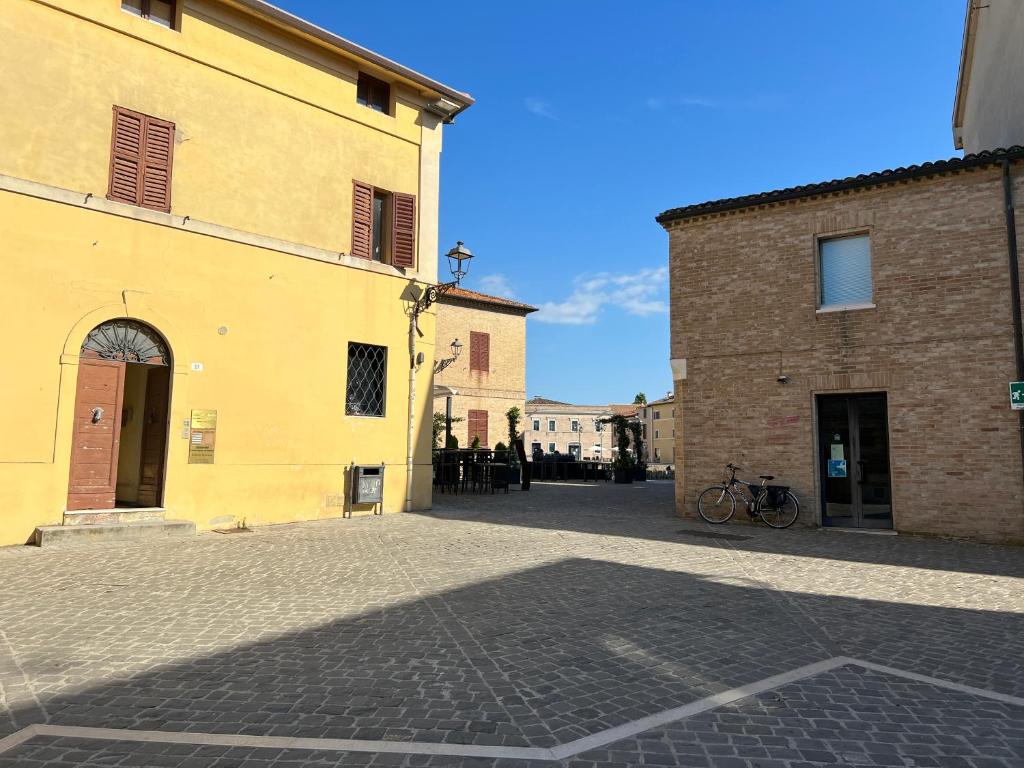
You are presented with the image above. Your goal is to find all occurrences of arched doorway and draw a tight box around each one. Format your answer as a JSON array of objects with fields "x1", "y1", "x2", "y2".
[{"x1": 67, "y1": 320, "x2": 172, "y2": 511}]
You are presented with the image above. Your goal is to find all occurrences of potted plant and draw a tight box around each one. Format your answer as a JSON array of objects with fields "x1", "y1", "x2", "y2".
[
  {"x1": 628, "y1": 420, "x2": 647, "y2": 482},
  {"x1": 498, "y1": 407, "x2": 521, "y2": 484},
  {"x1": 492, "y1": 440, "x2": 517, "y2": 487}
]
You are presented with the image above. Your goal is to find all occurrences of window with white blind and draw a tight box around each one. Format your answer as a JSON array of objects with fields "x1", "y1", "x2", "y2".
[{"x1": 819, "y1": 234, "x2": 873, "y2": 309}]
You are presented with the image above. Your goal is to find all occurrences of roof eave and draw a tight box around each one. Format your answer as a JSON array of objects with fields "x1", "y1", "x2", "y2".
[
  {"x1": 952, "y1": 0, "x2": 980, "y2": 150},
  {"x1": 226, "y1": 0, "x2": 474, "y2": 113},
  {"x1": 656, "y1": 146, "x2": 1024, "y2": 225}
]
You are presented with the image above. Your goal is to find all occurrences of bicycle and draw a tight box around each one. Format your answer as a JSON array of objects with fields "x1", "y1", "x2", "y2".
[{"x1": 697, "y1": 463, "x2": 800, "y2": 528}]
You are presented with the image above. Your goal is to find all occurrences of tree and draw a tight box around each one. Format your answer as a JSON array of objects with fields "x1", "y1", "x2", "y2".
[
  {"x1": 633, "y1": 392, "x2": 647, "y2": 405},
  {"x1": 432, "y1": 412, "x2": 464, "y2": 449},
  {"x1": 601, "y1": 414, "x2": 635, "y2": 471},
  {"x1": 506, "y1": 407, "x2": 521, "y2": 446}
]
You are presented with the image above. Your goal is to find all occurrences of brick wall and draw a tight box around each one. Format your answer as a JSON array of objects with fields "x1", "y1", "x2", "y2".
[
  {"x1": 664, "y1": 163, "x2": 1024, "y2": 541},
  {"x1": 434, "y1": 300, "x2": 528, "y2": 449}
]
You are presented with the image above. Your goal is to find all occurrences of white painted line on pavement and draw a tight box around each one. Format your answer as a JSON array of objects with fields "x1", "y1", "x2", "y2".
[
  {"x1": 0, "y1": 723, "x2": 38, "y2": 754},
  {"x1": 549, "y1": 656, "x2": 847, "y2": 759},
  {"x1": 0, "y1": 657, "x2": 1020, "y2": 761},
  {"x1": 17, "y1": 724, "x2": 557, "y2": 761}
]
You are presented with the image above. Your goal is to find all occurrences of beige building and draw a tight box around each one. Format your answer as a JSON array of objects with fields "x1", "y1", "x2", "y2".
[
  {"x1": 433, "y1": 288, "x2": 536, "y2": 449},
  {"x1": 523, "y1": 399, "x2": 613, "y2": 460},
  {"x1": 953, "y1": 0, "x2": 1024, "y2": 153},
  {"x1": 523, "y1": 399, "x2": 643, "y2": 461},
  {"x1": 638, "y1": 394, "x2": 675, "y2": 468}
]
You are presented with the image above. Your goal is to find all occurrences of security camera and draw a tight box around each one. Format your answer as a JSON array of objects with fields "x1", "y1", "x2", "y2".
[{"x1": 777, "y1": 374, "x2": 790, "y2": 384}]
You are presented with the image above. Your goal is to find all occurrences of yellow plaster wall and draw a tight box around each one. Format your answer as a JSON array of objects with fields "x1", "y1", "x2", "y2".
[
  {"x1": 0, "y1": 0, "x2": 459, "y2": 545},
  {"x1": 0, "y1": 0, "x2": 439, "y2": 280},
  {"x1": 0, "y1": 191, "x2": 437, "y2": 546}
]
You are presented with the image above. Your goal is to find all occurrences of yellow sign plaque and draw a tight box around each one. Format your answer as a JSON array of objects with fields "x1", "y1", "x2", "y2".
[
  {"x1": 188, "y1": 409, "x2": 217, "y2": 464},
  {"x1": 190, "y1": 409, "x2": 218, "y2": 430}
]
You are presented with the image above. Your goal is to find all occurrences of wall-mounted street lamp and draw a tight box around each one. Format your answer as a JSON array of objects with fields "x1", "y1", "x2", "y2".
[
  {"x1": 412, "y1": 241, "x2": 474, "y2": 316},
  {"x1": 433, "y1": 338, "x2": 463, "y2": 374},
  {"x1": 404, "y1": 242, "x2": 476, "y2": 513}
]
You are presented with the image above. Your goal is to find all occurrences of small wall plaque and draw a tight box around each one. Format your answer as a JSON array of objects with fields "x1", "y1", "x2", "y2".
[{"x1": 188, "y1": 409, "x2": 217, "y2": 464}]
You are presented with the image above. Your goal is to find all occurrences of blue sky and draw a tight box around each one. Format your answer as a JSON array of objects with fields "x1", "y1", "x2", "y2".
[{"x1": 284, "y1": 0, "x2": 966, "y2": 405}]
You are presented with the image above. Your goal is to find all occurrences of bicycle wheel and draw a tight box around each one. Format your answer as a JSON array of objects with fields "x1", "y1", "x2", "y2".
[
  {"x1": 759, "y1": 491, "x2": 800, "y2": 529},
  {"x1": 697, "y1": 486, "x2": 736, "y2": 524}
]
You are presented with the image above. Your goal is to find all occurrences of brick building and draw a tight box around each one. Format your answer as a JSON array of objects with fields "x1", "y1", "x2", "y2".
[
  {"x1": 433, "y1": 288, "x2": 536, "y2": 449},
  {"x1": 657, "y1": 1, "x2": 1024, "y2": 542},
  {"x1": 658, "y1": 148, "x2": 1024, "y2": 540}
]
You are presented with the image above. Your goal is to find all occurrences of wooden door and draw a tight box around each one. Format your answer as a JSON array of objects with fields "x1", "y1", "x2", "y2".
[
  {"x1": 67, "y1": 359, "x2": 127, "y2": 510},
  {"x1": 137, "y1": 366, "x2": 170, "y2": 507}
]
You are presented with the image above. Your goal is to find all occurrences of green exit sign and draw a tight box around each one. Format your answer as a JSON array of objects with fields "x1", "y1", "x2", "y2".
[{"x1": 1011, "y1": 382, "x2": 1024, "y2": 410}]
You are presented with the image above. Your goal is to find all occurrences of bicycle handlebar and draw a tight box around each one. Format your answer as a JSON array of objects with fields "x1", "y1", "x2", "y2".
[{"x1": 726, "y1": 463, "x2": 742, "y2": 471}]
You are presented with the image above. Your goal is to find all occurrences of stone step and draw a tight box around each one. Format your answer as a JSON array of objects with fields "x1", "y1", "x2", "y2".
[
  {"x1": 63, "y1": 508, "x2": 166, "y2": 526},
  {"x1": 33, "y1": 519, "x2": 196, "y2": 548}
]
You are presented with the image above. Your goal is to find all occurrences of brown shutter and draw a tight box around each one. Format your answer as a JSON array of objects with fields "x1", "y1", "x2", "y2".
[
  {"x1": 392, "y1": 192, "x2": 416, "y2": 268},
  {"x1": 108, "y1": 106, "x2": 174, "y2": 212},
  {"x1": 352, "y1": 181, "x2": 373, "y2": 259},
  {"x1": 470, "y1": 331, "x2": 490, "y2": 373},
  {"x1": 108, "y1": 107, "x2": 144, "y2": 205},
  {"x1": 141, "y1": 116, "x2": 174, "y2": 212},
  {"x1": 468, "y1": 409, "x2": 488, "y2": 447}
]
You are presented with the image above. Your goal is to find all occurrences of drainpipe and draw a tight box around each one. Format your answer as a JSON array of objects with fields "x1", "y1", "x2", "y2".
[
  {"x1": 1001, "y1": 159, "x2": 1024, "y2": 477},
  {"x1": 405, "y1": 312, "x2": 418, "y2": 513}
]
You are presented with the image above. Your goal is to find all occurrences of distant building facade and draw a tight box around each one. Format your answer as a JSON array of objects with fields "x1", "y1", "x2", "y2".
[
  {"x1": 523, "y1": 399, "x2": 614, "y2": 460},
  {"x1": 638, "y1": 394, "x2": 675, "y2": 468},
  {"x1": 433, "y1": 288, "x2": 536, "y2": 449},
  {"x1": 523, "y1": 399, "x2": 645, "y2": 461},
  {"x1": 953, "y1": 0, "x2": 1024, "y2": 153}
]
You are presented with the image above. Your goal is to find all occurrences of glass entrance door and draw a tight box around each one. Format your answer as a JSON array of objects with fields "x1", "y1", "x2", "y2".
[{"x1": 817, "y1": 393, "x2": 893, "y2": 529}]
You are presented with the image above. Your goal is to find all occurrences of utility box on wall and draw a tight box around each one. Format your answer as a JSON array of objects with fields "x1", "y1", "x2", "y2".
[{"x1": 352, "y1": 464, "x2": 385, "y2": 505}]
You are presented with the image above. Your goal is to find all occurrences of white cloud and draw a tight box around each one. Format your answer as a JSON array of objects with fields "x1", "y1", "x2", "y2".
[
  {"x1": 524, "y1": 97, "x2": 558, "y2": 120},
  {"x1": 534, "y1": 266, "x2": 669, "y2": 326},
  {"x1": 645, "y1": 95, "x2": 716, "y2": 110},
  {"x1": 476, "y1": 273, "x2": 516, "y2": 299}
]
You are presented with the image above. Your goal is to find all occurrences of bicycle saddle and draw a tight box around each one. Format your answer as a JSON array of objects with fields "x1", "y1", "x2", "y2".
[{"x1": 759, "y1": 475, "x2": 775, "y2": 480}]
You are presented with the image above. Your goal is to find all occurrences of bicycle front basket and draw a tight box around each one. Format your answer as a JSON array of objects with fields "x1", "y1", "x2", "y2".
[{"x1": 765, "y1": 485, "x2": 790, "y2": 508}]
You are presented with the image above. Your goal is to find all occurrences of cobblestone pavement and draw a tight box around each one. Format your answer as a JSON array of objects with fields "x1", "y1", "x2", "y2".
[{"x1": 0, "y1": 481, "x2": 1021, "y2": 766}]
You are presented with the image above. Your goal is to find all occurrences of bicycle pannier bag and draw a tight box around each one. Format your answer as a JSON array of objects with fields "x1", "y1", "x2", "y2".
[{"x1": 765, "y1": 485, "x2": 789, "y2": 508}]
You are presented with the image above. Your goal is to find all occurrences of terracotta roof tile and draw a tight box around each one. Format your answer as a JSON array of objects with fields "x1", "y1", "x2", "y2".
[
  {"x1": 440, "y1": 286, "x2": 538, "y2": 314},
  {"x1": 656, "y1": 145, "x2": 1024, "y2": 224}
]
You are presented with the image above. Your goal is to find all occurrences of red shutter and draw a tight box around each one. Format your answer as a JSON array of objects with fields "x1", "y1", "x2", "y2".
[
  {"x1": 108, "y1": 106, "x2": 174, "y2": 212},
  {"x1": 392, "y1": 192, "x2": 416, "y2": 268},
  {"x1": 352, "y1": 181, "x2": 373, "y2": 259},
  {"x1": 468, "y1": 409, "x2": 488, "y2": 447},
  {"x1": 108, "y1": 107, "x2": 144, "y2": 205},
  {"x1": 470, "y1": 331, "x2": 490, "y2": 373},
  {"x1": 141, "y1": 116, "x2": 174, "y2": 212}
]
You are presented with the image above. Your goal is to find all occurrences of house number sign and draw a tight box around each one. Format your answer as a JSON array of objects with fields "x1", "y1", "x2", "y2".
[{"x1": 188, "y1": 409, "x2": 217, "y2": 464}]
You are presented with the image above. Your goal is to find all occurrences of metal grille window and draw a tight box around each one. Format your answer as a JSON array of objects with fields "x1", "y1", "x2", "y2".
[{"x1": 346, "y1": 343, "x2": 387, "y2": 417}]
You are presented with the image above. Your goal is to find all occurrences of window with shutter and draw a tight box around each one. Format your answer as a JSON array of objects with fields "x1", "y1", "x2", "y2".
[
  {"x1": 470, "y1": 331, "x2": 489, "y2": 373},
  {"x1": 468, "y1": 409, "x2": 488, "y2": 447},
  {"x1": 392, "y1": 193, "x2": 416, "y2": 268},
  {"x1": 351, "y1": 181, "x2": 373, "y2": 260},
  {"x1": 108, "y1": 106, "x2": 174, "y2": 212},
  {"x1": 819, "y1": 234, "x2": 873, "y2": 309}
]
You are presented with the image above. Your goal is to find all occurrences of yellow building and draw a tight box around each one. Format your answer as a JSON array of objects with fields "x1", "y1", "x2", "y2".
[
  {"x1": 433, "y1": 288, "x2": 537, "y2": 449},
  {"x1": 0, "y1": 0, "x2": 472, "y2": 546}
]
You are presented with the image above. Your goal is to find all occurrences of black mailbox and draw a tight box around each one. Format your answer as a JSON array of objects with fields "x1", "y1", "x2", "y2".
[{"x1": 352, "y1": 464, "x2": 385, "y2": 504}]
